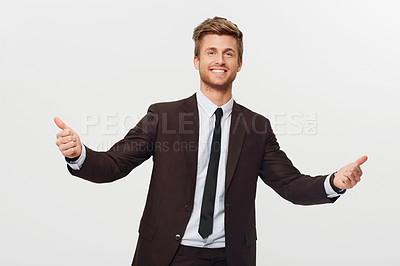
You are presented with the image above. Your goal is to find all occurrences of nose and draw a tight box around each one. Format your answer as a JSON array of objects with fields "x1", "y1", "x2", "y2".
[{"x1": 214, "y1": 53, "x2": 225, "y2": 65}]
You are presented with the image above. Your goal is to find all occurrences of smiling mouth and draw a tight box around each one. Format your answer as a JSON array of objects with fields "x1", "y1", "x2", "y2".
[{"x1": 211, "y1": 69, "x2": 227, "y2": 73}]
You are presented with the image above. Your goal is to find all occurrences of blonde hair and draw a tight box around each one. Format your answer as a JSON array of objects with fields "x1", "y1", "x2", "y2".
[{"x1": 192, "y1": 16, "x2": 243, "y2": 63}]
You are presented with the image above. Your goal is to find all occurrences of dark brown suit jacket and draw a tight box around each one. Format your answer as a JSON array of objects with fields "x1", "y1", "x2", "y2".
[{"x1": 68, "y1": 94, "x2": 337, "y2": 266}]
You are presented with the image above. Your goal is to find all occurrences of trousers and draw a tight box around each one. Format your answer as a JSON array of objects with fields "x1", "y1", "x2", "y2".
[{"x1": 170, "y1": 245, "x2": 227, "y2": 266}]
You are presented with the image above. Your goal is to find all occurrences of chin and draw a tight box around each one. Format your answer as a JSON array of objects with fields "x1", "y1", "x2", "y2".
[
  {"x1": 200, "y1": 74, "x2": 235, "y2": 92},
  {"x1": 208, "y1": 83, "x2": 231, "y2": 92}
]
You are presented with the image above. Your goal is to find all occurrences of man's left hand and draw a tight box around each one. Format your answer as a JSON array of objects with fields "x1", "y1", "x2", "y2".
[{"x1": 334, "y1": 155, "x2": 368, "y2": 190}]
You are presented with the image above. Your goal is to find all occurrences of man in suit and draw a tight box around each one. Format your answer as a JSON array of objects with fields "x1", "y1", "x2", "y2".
[{"x1": 55, "y1": 17, "x2": 367, "y2": 266}]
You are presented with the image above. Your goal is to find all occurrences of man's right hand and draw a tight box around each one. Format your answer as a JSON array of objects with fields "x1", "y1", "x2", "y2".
[{"x1": 54, "y1": 117, "x2": 82, "y2": 159}]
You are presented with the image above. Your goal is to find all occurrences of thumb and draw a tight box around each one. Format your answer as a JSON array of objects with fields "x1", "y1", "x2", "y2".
[
  {"x1": 54, "y1": 117, "x2": 68, "y2": 130},
  {"x1": 355, "y1": 155, "x2": 368, "y2": 166}
]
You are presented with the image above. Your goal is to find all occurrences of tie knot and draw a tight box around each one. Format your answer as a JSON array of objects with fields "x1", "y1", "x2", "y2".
[{"x1": 215, "y1": 108, "x2": 223, "y2": 121}]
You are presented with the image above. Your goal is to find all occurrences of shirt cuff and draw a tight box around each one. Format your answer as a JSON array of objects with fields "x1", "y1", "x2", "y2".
[
  {"x1": 65, "y1": 144, "x2": 86, "y2": 170},
  {"x1": 324, "y1": 173, "x2": 346, "y2": 198}
]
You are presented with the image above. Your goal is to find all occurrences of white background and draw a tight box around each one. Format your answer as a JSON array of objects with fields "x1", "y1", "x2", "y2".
[{"x1": 1, "y1": 0, "x2": 399, "y2": 265}]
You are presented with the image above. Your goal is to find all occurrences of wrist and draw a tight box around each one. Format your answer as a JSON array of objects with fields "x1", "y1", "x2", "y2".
[
  {"x1": 65, "y1": 154, "x2": 81, "y2": 163},
  {"x1": 330, "y1": 172, "x2": 346, "y2": 193}
]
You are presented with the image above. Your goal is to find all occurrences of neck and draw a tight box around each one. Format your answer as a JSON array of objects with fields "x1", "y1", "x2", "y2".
[{"x1": 200, "y1": 83, "x2": 232, "y2": 107}]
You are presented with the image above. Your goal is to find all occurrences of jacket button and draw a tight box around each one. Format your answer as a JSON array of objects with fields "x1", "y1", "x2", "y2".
[
  {"x1": 185, "y1": 204, "x2": 192, "y2": 211},
  {"x1": 174, "y1": 234, "x2": 181, "y2": 241}
]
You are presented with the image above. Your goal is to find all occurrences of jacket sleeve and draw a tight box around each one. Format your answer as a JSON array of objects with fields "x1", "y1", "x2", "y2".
[
  {"x1": 67, "y1": 104, "x2": 159, "y2": 183},
  {"x1": 258, "y1": 119, "x2": 336, "y2": 205}
]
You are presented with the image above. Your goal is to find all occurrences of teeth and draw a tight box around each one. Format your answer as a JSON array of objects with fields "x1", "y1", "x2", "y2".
[{"x1": 212, "y1": 69, "x2": 225, "y2": 73}]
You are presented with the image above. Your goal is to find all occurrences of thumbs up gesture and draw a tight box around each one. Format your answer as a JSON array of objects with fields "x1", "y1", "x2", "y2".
[
  {"x1": 333, "y1": 155, "x2": 368, "y2": 190},
  {"x1": 54, "y1": 117, "x2": 82, "y2": 158}
]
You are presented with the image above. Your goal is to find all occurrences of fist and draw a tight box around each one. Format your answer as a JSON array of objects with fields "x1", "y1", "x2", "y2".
[
  {"x1": 54, "y1": 117, "x2": 82, "y2": 158},
  {"x1": 334, "y1": 155, "x2": 368, "y2": 189}
]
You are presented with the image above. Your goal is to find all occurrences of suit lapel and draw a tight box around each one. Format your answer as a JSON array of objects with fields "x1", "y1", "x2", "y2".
[
  {"x1": 180, "y1": 95, "x2": 246, "y2": 194},
  {"x1": 225, "y1": 102, "x2": 247, "y2": 192},
  {"x1": 181, "y1": 94, "x2": 199, "y2": 193}
]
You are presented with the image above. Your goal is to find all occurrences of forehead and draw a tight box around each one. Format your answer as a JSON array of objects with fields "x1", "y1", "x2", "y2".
[{"x1": 199, "y1": 34, "x2": 238, "y2": 51}]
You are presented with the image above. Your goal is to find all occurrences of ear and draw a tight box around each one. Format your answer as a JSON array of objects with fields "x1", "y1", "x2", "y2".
[
  {"x1": 237, "y1": 60, "x2": 243, "y2": 72},
  {"x1": 194, "y1": 56, "x2": 200, "y2": 70}
]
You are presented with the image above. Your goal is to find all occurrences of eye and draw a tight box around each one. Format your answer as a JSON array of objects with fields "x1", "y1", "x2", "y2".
[
  {"x1": 208, "y1": 51, "x2": 216, "y2": 56},
  {"x1": 225, "y1": 52, "x2": 233, "y2": 57}
]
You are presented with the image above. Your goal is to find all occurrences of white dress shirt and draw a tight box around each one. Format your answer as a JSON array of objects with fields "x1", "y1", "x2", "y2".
[
  {"x1": 180, "y1": 90, "x2": 233, "y2": 248},
  {"x1": 67, "y1": 90, "x2": 343, "y2": 248}
]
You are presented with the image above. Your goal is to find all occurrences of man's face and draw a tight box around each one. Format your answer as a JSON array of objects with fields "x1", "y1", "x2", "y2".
[{"x1": 194, "y1": 34, "x2": 242, "y2": 92}]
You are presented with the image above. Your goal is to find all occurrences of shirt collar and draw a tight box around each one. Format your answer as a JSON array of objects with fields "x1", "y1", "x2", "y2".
[{"x1": 196, "y1": 90, "x2": 234, "y2": 119}]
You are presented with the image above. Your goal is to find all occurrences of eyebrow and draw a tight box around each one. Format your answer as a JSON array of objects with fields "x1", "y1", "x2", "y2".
[{"x1": 205, "y1": 47, "x2": 236, "y2": 53}]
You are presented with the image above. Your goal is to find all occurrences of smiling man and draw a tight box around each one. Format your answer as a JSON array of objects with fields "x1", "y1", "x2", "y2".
[
  {"x1": 194, "y1": 33, "x2": 242, "y2": 95},
  {"x1": 55, "y1": 17, "x2": 367, "y2": 266}
]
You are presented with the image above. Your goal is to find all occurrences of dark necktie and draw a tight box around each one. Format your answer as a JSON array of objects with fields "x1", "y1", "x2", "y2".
[{"x1": 199, "y1": 108, "x2": 223, "y2": 239}]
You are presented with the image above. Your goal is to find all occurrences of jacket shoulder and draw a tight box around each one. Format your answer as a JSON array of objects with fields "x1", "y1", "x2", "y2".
[
  {"x1": 234, "y1": 101, "x2": 270, "y2": 123},
  {"x1": 148, "y1": 94, "x2": 196, "y2": 113}
]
